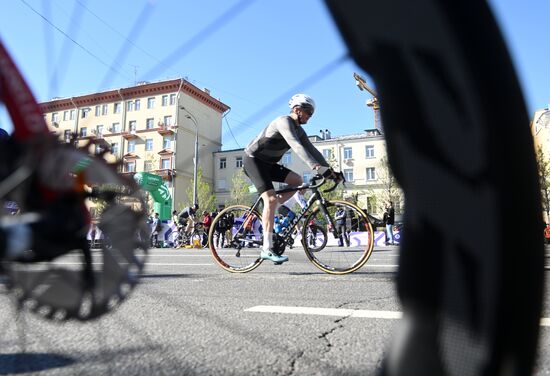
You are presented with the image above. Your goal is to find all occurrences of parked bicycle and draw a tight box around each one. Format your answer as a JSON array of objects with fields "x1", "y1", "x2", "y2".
[{"x1": 207, "y1": 174, "x2": 374, "y2": 274}]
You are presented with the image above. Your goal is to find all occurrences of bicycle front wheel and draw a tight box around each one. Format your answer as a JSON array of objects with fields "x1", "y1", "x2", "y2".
[
  {"x1": 303, "y1": 200, "x2": 373, "y2": 275},
  {"x1": 208, "y1": 205, "x2": 263, "y2": 273}
]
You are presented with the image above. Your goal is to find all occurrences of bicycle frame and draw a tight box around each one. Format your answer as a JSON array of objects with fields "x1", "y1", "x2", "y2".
[{"x1": 232, "y1": 176, "x2": 341, "y2": 249}]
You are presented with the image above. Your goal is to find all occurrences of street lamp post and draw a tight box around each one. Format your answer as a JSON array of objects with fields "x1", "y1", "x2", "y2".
[{"x1": 182, "y1": 108, "x2": 199, "y2": 206}]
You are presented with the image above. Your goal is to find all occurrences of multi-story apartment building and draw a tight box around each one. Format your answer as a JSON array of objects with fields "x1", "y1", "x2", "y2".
[
  {"x1": 214, "y1": 129, "x2": 403, "y2": 217},
  {"x1": 40, "y1": 78, "x2": 230, "y2": 213}
]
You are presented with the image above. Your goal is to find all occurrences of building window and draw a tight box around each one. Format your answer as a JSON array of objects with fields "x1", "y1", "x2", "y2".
[
  {"x1": 70, "y1": 110, "x2": 75, "y2": 120},
  {"x1": 80, "y1": 127, "x2": 87, "y2": 137},
  {"x1": 96, "y1": 125, "x2": 104, "y2": 137},
  {"x1": 344, "y1": 147, "x2": 353, "y2": 160},
  {"x1": 236, "y1": 156, "x2": 243, "y2": 168},
  {"x1": 365, "y1": 145, "x2": 375, "y2": 158},
  {"x1": 63, "y1": 130, "x2": 71, "y2": 142},
  {"x1": 51, "y1": 112, "x2": 59, "y2": 122},
  {"x1": 81, "y1": 108, "x2": 90, "y2": 118},
  {"x1": 144, "y1": 160, "x2": 153, "y2": 171},
  {"x1": 146, "y1": 118, "x2": 154, "y2": 129},
  {"x1": 344, "y1": 169, "x2": 354, "y2": 182},
  {"x1": 63, "y1": 111, "x2": 69, "y2": 121},
  {"x1": 125, "y1": 161, "x2": 136, "y2": 172},
  {"x1": 102, "y1": 104, "x2": 108, "y2": 115},
  {"x1": 145, "y1": 138, "x2": 153, "y2": 151},
  {"x1": 170, "y1": 93, "x2": 176, "y2": 105},
  {"x1": 281, "y1": 151, "x2": 291, "y2": 166},
  {"x1": 366, "y1": 167, "x2": 376, "y2": 181},
  {"x1": 161, "y1": 158, "x2": 171, "y2": 170},
  {"x1": 322, "y1": 148, "x2": 333, "y2": 159},
  {"x1": 128, "y1": 140, "x2": 136, "y2": 153},
  {"x1": 163, "y1": 137, "x2": 171, "y2": 149},
  {"x1": 128, "y1": 101, "x2": 136, "y2": 112},
  {"x1": 219, "y1": 157, "x2": 227, "y2": 169},
  {"x1": 114, "y1": 102, "x2": 121, "y2": 114},
  {"x1": 162, "y1": 95, "x2": 168, "y2": 106},
  {"x1": 163, "y1": 115, "x2": 172, "y2": 126},
  {"x1": 134, "y1": 99, "x2": 140, "y2": 111},
  {"x1": 95, "y1": 106, "x2": 101, "y2": 117},
  {"x1": 217, "y1": 179, "x2": 226, "y2": 190},
  {"x1": 147, "y1": 97, "x2": 155, "y2": 109},
  {"x1": 129, "y1": 120, "x2": 137, "y2": 133},
  {"x1": 111, "y1": 122, "x2": 121, "y2": 133},
  {"x1": 111, "y1": 142, "x2": 119, "y2": 155}
]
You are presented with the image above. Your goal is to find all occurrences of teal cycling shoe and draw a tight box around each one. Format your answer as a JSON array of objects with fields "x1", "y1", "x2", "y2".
[{"x1": 260, "y1": 250, "x2": 288, "y2": 264}]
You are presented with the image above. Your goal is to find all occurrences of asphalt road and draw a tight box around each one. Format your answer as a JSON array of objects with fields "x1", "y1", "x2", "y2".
[{"x1": 0, "y1": 246, "x2": 549, "y2": 375}]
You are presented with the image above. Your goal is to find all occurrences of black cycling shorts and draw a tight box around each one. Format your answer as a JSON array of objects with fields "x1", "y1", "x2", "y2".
[{"x1": 243, "y1": 155, "x2": 291, "y2": 195}]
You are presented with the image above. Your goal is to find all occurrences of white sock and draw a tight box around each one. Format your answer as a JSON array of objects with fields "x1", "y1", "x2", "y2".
[{"x1": 263, "y1": 231, "x2": 273, "y2": 251}]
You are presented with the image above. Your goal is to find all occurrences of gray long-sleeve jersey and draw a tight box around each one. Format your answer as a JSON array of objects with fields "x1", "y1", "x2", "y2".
[{"x1": 244, "y1": 116, "x2": 329, "y2": 169}]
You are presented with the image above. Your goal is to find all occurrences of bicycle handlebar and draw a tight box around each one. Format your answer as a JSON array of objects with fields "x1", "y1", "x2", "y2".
[{"x1": 307, "y1": 172, "x2": 346, "y2": 193}]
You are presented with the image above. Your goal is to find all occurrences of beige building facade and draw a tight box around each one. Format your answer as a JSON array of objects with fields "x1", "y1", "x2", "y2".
[
  {"x1": 40, "y1": 78, "x2": 230, "y2": 212},
  {"x1": 214, "y1": 129, "x2": 404, "y2": 217}
]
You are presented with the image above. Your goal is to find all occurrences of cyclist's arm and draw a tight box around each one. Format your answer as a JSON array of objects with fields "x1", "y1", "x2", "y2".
[{"x1": 278, "y1": 119, "x2": 329, "y2": 169}]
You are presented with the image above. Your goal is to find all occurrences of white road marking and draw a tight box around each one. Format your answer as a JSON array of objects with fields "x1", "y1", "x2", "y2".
[
  {"x1": 245, "y1": 305, "x2": 402, "y2": 319},
  {"x1": 246, "y1": 306, "x2": 550, "y2": 327}
]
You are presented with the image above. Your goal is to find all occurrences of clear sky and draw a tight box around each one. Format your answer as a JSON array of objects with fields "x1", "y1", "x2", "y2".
[{"x1": 0, "y1": 0, "x2": 548, "y2": 150}]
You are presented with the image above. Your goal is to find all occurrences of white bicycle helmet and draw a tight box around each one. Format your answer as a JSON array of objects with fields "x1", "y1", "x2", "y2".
[{"x1": 288, "y1": 94, "x2": 316, "y2": 113}]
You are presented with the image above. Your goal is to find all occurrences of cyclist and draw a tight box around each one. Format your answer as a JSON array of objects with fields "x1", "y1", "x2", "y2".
[
  {"x1": 243, "y1": 93, "x2": 340, "y2": 264},
  {"x1": 178, "y1": 203, "x2": 199, "y2": 241}
]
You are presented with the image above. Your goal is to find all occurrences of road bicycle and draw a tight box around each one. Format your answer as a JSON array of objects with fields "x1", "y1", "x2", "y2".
[
  {"x1": 173, "y1": 222, "x2": 208, "y2": 248},
  {"x1": 0, "y1": 40, "x2": 148, "y2": 321},
  {"x1": 207, "y1": 174, "x2": 374, "y2": 274}
]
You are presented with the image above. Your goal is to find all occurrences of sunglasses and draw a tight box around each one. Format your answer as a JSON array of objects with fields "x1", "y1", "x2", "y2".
[{"x1": 301, "y1": 106, "x2": 314, "y2": 116}]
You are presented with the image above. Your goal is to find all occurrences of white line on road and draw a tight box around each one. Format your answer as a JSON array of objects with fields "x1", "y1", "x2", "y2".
[
  {"x1": 246, "y1": 306, "x2": 550, "y2": 327},
  {"x1": 245, "y1": 305, "x2": 402, "y2": 319},
  {"x1": 146, "y1": 263, "x2": 214, "y2": 266}
]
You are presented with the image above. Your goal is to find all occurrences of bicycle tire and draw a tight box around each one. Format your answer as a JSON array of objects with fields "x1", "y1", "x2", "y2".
[
  {"x1": 208, "y1": 205, "x2": 263, "y2": 273},
  {"x1": 326, "y1": 0, "x2": 544, "y2": 374},
  {"x1": 303, "y1": 200, "x2": 373, "y2": 275}
]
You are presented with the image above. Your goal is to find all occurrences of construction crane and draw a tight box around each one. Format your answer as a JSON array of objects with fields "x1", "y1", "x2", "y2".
[{"x1": 353, "y1": 72, "x2": 383, "y2": 134}]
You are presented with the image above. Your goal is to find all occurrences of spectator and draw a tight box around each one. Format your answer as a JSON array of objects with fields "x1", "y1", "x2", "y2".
[
  {"x1": 151, "y1": 213, "x2": 161, "y2": 247},
  {"x1": 335, "y1": 207, "x2": 350, "y2": 247},
  {"x1": 383, "y1": 201, "x2": 395, "y2": 245}
]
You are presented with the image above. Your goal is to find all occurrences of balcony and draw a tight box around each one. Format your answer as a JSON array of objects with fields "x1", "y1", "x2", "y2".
[
  {"x1": 157, "y1": 148, "x2": 174, "y2": 156},
  {"x1": 157, "y1": 122, "x2": 175, "y2": 136},
  {"x1": 91, "y1": 130, "x2": 110, "y2": 148},
  {"x1": 151, "y1": 168, "x2": 175, "y2": 181},
  {"x1": 122, "y1": 152, "x2": 140, "y2": 161},
  {"x1": 122, "y1": 130, "x2": 141, "y2": 140}
]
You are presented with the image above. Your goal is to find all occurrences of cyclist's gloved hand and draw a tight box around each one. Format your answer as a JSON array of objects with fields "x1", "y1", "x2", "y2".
[{"x1": 318, "y1": 166, "x2": 337, "y2": 180}]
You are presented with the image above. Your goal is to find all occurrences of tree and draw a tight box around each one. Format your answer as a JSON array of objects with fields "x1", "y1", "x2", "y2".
[
  {"x1": 375, "y1": 156, "x2": 404, "y2": 213},
  {"x1": 320, "y1": 151, "x2": 344, "y2": 202},
  {"x1": 536, "y1": 146, "x2": 550, "y2": 222},
  {"x1": 187, "y1": 167, "x2": 216, "y2": 213},
  {"x1": 228, "y1": 168, "x2": 255, "y2": 206}
]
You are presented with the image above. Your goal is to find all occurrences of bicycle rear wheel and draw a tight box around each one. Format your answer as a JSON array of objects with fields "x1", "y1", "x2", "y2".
[
  {"x1": 303, "y1": 200, "x2": 373, "y2": 275},
  {"x1": 208, "y1": 205, "x2": 263, "y2": 273}
]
